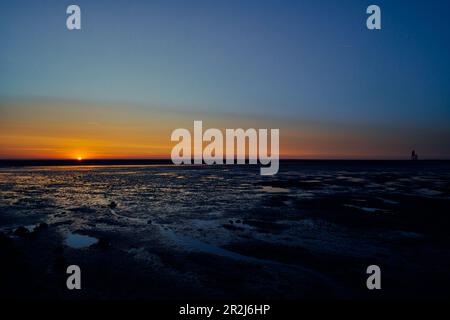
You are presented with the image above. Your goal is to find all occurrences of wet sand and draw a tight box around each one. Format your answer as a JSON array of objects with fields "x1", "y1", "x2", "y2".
[{"x1": 1, "y1": 161, "x2": 450, "y2": 299}]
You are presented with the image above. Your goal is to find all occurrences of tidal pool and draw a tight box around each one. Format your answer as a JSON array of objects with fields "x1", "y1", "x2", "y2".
[{"x1": 65, "y1": 233, "x2": 98, "y2": 249}]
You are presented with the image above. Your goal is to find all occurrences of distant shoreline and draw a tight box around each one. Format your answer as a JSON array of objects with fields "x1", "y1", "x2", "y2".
[{"x1": 0, "y1": 159, "x2": 449, "y2": 167}]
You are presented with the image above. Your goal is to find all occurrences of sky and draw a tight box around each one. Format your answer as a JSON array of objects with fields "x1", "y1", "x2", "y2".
[{"x1": 0, "y1": 0, "x2": 449, "y2": 159}]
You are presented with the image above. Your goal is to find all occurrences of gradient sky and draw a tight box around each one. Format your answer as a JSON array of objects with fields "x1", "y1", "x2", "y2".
[{"x1": 1, "y1": 0, "x2": 449, "y2": 159}]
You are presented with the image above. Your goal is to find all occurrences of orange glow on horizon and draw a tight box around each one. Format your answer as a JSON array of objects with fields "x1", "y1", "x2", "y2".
[{"x1": 2, "y1": 100, "x2": 448, "y2": 160}]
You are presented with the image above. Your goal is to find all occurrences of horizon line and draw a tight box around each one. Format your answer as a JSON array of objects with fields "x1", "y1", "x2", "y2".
[{"x1": 1, "y1": 158, "x2": 450, "y2": 162}]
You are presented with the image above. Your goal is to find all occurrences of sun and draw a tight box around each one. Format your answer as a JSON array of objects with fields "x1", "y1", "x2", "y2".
[{"x1": 77, "y1": 156, "x2": 83, "y2": 161}]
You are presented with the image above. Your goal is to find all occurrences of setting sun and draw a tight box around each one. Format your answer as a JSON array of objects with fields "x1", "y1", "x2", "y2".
[{"x1": 77, "y1": 156, "x2": 83, "y2": 161}]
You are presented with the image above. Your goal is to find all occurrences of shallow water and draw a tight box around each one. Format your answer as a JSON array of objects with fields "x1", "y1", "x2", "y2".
[{"x1": 65, "y1": 233, "x2": 98, "y2": 248}]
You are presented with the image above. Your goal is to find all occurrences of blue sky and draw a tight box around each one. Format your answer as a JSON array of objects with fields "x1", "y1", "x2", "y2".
[{"x1": 0, "y1": 0, "x2": 449, "y2": 158}]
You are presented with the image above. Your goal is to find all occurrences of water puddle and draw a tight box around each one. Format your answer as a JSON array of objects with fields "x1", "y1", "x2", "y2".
[
  {"x1": 110, "y1": 209, "x2": 147, "y2": 223},
  {"x1": 344, "y1": 204, "x2": 382, "y2": 213},
  {"x1": 261, "y1": 186, "x2": 290, "y2": 193},
  {"x1": 65, "y1": 233, "x2": 98, "y2": 249},
  {"x1": 160, "y1": 226, "x2": 276, "y2": 265},
  {"x1": 378, "y1": 198, "x2": 399, "y2": 205},
  {"x1": 157, "y1": 226, "x2": 337, "y2": 288},
  {"x1": 24, "y1": 224, "x2": 38, "y2": 232},
  {"x1": 416, "y1": 188, "x2": 443, "y2": 197}
]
